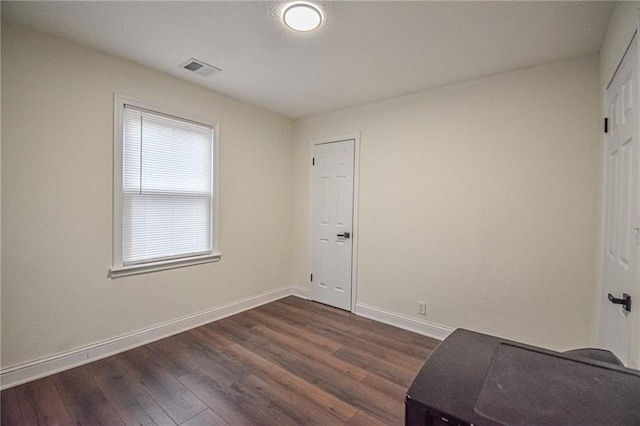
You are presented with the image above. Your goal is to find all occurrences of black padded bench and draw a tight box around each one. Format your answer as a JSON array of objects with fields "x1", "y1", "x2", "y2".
[{"x1": 405, "y1": 328, "x2": 640, "y2": 426}]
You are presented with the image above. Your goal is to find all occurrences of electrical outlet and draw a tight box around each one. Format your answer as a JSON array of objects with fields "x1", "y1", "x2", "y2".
[{"x1": 418, "y1": 301, "x2": 427, "y2": 316}]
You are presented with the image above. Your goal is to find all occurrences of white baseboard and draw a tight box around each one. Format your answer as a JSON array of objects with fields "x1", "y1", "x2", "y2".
[
  {"x1": 0, "y1": 286, "x2": 292, "y2": 390},
  {"x1": 1, "y1": 287, "x2": 453, "y2": 390},
  {"x1": 291, "y1": 285, "x2": 308, "y2": 299},
  {"x1": 355, "y1": 302, "x2": 454, "y2": 341}
]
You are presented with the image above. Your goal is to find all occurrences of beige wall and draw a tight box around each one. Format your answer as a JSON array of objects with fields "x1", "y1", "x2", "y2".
[
  {"x1": 0, "y1": 18, "x2": 611, "y2": 370},
  {"x1": 293, "y1": 56, "x2": 601, "y2": 351},
  {"x1": 599, "y1": 1, "x2": 640, "y2": 368},
  {"x1": 1, "y1": 24, "x2": 293, "y2": 368}
]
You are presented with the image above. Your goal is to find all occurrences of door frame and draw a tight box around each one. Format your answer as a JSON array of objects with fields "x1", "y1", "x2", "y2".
[
  {"x1": 596, "y1": 12, "x2": 640, "y2": 368},
  {"x1": 307, "y1": 132, "x2": 361, "y2": 312}
]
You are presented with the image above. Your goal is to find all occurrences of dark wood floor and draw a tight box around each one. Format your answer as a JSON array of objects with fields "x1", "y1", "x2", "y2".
[{"x1": 1, "y1": 296, "x2": 439, "y2": 425}]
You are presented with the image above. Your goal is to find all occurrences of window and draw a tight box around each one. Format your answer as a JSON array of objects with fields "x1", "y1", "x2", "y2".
[{"x1": 110, "y1": 95, "x2": 220, "y2": 278}]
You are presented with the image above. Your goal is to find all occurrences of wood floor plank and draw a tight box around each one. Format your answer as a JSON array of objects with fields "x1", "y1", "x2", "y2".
[
  {"x1": 242, "y1": 373, "x2": 351, "y2": 426},
  {"x1": 185, "y1": 322, "x2": 234, "y2": 349},
  {"x1": 1, "y1": 387, "x2": 24, "y2": 425},
  {"x1": 247, "y1": 340, "x2": 403, "y2": 423},
  {"x1": 146, "y1": 334, "x2": 202, "y2": 378},
  {"x1": 359, "y1": 329, "x2": 437, "y2": 360},
  {"x1": 308, "y1": 319, "x2": 428, "y2": 373},
  {"x1": 228, "y1": 376, "x2": 305, "y2": 426},
  {"x1": 219, "y1": 341, "x2": 358, "y2": 423},
  {"x1": 180, "y1": 409, "x2": 228, "y2": 426},
  {"x1": 251, "y1": 324, "x2": 369, "y2": 381},
  {"x1": 178, "y1": 366, "x2": 305, "y2": 426},
  {"x1": 85, "y1": 355, "x2": 177, "y2": 425},
  {"x1": 243, "y1": 308, "x2": 344, "y2": 352},
  {"x1": 359, "y1": 320, "x2": 440, "y2": 348},
  {"x1": 361, "y1": 372, "x2": 411, "y2": 402},
  {"x1": 54, "y1": 366, "x2": 125, "y2": 425},
  {"x1": 204, "y1": 315, "x2": 268, "y2": 347},
  {"x1": 346, "y1": 409, "x2": 389, "y2": 426},
  {"x1": 119, "y1": 347, "x2": 207, "y2": 425},
  {"x1": 178, "y1": 331, "x2": 249, "y2": 387},
  {"x1": 178, "y1": 368, "x2": 262, "y2": 425},
  {"x1": 262, "y1": 300, "x2": 367, "y2": 338},
  {"x1": 335, "y1": 328, "x2": 428, "y2": 369},
  {"x1": 270, "y1": 302, "x2": 426, "y2": 366},
  {"x1": 14, "y1": 376, "x2": 73, "y2": 425},
  {"x1": 280, "y1": 296, "x2": 358, "y2": 319},
  {"x1": 0, "y1": 297, "x2": 436, "y2": 426},
  {"x1": 333, "y1": 345, "x2": 418, "y2": 387},
  {"x1": 280, "y1": 297, "x2": 392, "y2": 336}
]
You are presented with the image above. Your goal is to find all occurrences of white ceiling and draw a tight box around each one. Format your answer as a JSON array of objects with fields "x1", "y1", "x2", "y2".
[{"x1": 2, "y1": 1, "x2": 615, "y2": 119}]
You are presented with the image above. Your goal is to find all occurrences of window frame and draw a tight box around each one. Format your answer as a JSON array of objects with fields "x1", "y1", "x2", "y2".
[{"x1": 109, "y1": 94, "x2": 221, "y2": 278}]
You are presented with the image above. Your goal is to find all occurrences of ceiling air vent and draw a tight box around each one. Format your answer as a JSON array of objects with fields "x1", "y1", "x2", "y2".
[{"x1": 180, "y1": 58, "x2": 221, "y2": 78}]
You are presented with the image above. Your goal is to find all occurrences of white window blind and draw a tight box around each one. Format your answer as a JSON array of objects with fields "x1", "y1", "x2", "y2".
[{"x1": 122, "y1": 105, "x2": 214, "y2": 265}]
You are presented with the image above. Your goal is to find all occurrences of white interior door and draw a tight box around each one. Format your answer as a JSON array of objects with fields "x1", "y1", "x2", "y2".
[
  {"x1": 311, "y1": 139, "x2": 355, "y2": 311},
  {"x1": 599, "y1": 34, "x2": 638, "y2": 365}
]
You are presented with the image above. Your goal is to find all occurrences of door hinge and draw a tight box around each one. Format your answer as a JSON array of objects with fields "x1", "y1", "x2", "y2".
[
  {"x1": 310, "y1": 273, "x2": 313, "y2": 282},
  {"x1": 608, "y1": 292, "x2": 632, "y2": 312},
  {"x1": 312, "y1": 157, "x2": 315, "y2": 166},
  {"x1": 604, "y1": 117, "x2": 608, "y2": 133}
]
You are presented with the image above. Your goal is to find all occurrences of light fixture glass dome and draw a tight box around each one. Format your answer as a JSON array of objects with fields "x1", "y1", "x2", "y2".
[{"x1": 283, "y1": 3, "x2": 322, "y2": 32}]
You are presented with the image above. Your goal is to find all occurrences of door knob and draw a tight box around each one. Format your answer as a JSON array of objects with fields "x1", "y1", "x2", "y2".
[
  {"x1": 337, "y1": 232, "x2": 351, "y2": 239},
  {"x1": 608, "y1": 293, "x2": 632, "y2": 312}
]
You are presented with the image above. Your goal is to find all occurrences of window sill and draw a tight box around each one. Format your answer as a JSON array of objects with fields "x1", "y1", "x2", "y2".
[{"x1": 109, "y1": 253, "x2": 222, "y2": 279}]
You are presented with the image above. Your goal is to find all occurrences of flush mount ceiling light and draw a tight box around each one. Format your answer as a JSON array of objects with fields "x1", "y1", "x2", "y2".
[{"x1": 283, "y1": 2, "x2": 322, "y2": 32}]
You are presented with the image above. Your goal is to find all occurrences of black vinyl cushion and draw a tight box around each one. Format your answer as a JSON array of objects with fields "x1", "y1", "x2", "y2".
[
  {"x1": 474, "y1": 343, "x2": 640, "y2": 426},
  {"x1": 405, "y1": 329, "x2": 640, "y2": 426},
  {"x1": 563, "y1": 348, "x2": 624, "y2": 366}
]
